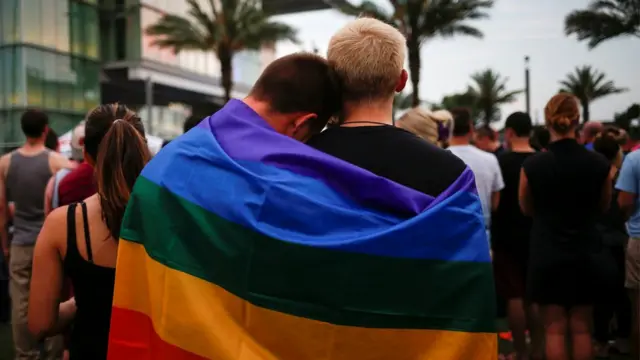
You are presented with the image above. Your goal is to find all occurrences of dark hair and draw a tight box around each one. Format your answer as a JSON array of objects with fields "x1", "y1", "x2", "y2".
[
  {"x1": 451, "y1": 107, "x2": 473, "y2": 137},
  {"x1": 505, "y1": 112, "x2": 533, "y2": 137},
  {"x1": 545, "y1": 93, "x2": 580, "y2": 134},
  {"x1": 594, "y1": 133, "x2": 621, "y2": 163},
  {"x1": 45, "y1": 129, "x2": 59, "y2": 151},
  {"x1": 249, "y1": 52, "x2": 342, "y2": 134},
  {"x1": 183, "y1": 115, "x2": 201, "y2": 133},
  {"x1": 21, "y1": 109, "x2": 49, "y2": 138},
  {"x1": 530, "y1": 127, "x2": 550, "y2": 151},
  {"x1": 475, "y1": 126, "x2": 496, "y2": 141},
  {"x1": 85, "y1": 104, "x2": 151, "y2": 240}
]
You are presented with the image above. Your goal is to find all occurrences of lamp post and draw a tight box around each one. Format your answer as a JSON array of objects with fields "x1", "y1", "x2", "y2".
[{"x1": 525, "y1": 56, "x2": 531, "y2": 117}]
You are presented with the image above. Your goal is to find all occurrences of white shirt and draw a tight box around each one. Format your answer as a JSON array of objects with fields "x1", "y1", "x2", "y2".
[{"x1": 448, "y1": 145, "x2": 504, "y2": 228}]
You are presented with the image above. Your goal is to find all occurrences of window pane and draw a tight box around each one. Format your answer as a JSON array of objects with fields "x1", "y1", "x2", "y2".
[
  {"x1": 83, "y1": 61, "x2": 100, "y2": 110},
  {"x1": 84, "y1": 5, "x2": 99, "y2": 59},
  {"x1": 0, "y1": 0, "x2": 20, "y2": 44},
  {"x1": 69, "y1": 2, "x2": 83, "y2": 55},
  {"x1": 41, "y1": 0, "x2": 57, "y2": 49},
  {"x1": 24, "y1": 48, "x2": 44, "y2": 106},
  {"x1": 57, "y1": 56, "x2": 77, "y2": 111},
  {"x1": 55, "y1": 0, "x2": 70, "y2": 53},
  {"x1": 21, "y1": 0, "x2": 42, "y2": 45},
  {"x1": 71, "y1": 58, "x2": 85, "y2": 112},
  {"x1": 3, "y1": 48, "x2": 25, "y2": 107},
  {"x1": 43, "y1": 52, "x2": 60, "y2": 110}
]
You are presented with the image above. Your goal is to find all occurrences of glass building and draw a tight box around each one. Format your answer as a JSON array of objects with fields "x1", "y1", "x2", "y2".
[
  {"x1": 0, "y1": 0, "x2": 330, "y2": 147},
  {"x1": 0, "y1": 0, "x2": 100, "y2": 147}
]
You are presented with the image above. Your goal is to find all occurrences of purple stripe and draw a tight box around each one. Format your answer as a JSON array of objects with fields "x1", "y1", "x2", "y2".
[{"x1": 197, "y1": 100, "x2": 473, "y2": 215}]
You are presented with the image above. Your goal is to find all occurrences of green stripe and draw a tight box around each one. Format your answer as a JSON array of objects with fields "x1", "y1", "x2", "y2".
[{"x1": 122, "y1": 177, "x2": 496, "y2": 333}]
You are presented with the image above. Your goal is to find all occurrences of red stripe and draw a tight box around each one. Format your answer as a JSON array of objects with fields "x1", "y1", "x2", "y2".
[{"x1": 108, "y1": 307, "x2": 207, "y2": 360}]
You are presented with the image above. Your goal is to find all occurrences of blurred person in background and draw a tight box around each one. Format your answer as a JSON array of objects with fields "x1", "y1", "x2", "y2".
[
  {"x1": 614, "y1": 125, "x2": 640, "y2": 359},
  {"x1": 581, "y1": 121, "x2": 604, "y2": 150},
  {"x1": 519, "y1": 93, "x2": 612, "y2": 360},
  {"x1": 45, "y1": 122, "x2": 86, "y2": 215},
  {"x1": 475, "y1": 125, "x2": 505, "y2": 156},
  {"x1": 592, "y1": 133, "x2": 631, "y2": 357},
  {"x1": 28, "y1": 104, "x2": 151, "y2": 360},
  {"x1": 0, "y1": 110, "x2": 74, "y2": 359},
  {"x1": 396, "y1": 107, "x2": 453, "y2": 148},
  {"x1": 530, "y1": 127, "x2": 551, "y2": 152},
  {"x1": 45, "y1": 130, "x2": 59, "y2": 152},
  {"x1": 448, "y1": 108, "x2": 504, "y2": 242},
  {"x1": 491, "y1": 112, "x2": 540, "y2": 360}
]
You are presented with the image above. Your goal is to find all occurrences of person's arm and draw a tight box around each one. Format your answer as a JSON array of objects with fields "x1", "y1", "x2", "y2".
[
  {"x1": 599, "y1": 167, "x2": 614, "y2": 213},
  {"x1": 518, "y1": 168, "x2": 533, "y2": 216},
  {"x1": 28, "y1": 207, "x2": 72, "y2": 339},
  {"x1": 0, "y1": 155, "x2": 8, "y2": 259},
  {"x1": 49, "y1": 153, "x2": 75, "y2": 174},
  {"x1": 491, "y1": 157, "x2": 504, "y2": 211},
  {"x1": 616, "y1": 155, "x2": 638, "y2": 221},
  {"x1": 44, "y1": 176, "x2": 56, "y2": 216}
]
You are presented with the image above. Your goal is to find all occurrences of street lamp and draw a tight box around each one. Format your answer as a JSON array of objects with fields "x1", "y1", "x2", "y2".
[{"x1": 525, "y1": 56, "x2": 531, "y2": 117}]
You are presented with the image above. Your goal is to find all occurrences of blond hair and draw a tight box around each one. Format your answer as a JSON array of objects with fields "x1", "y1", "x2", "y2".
[
  {"x1": 327, "y1": 18, "x2": 406, "y2": 102},
  {"x1": 397, "y1": 108, "x2": 453, "y2": 147}
]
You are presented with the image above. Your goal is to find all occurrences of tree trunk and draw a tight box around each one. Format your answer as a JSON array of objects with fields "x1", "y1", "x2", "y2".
[
  {"x1": 407, "y1": 38, "x2": 421, "y2": 108},
  {"x1": 218, "y1": 47, "x2": 233, "y2": 103},
  {"x1": 582, "y1": 101, "x2": 590, "y2": 123}
]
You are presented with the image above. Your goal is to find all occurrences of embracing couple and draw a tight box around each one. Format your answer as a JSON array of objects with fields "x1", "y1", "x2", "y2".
[{"x1": 109, "y1": 18, "x2": 497, "y2": 360}]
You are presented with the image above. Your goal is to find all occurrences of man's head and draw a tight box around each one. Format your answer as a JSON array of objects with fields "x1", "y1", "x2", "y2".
[
  {"x1": 504, "y1": 111, "x2": 532, "y2": 146},
  {"x1": 450, "y1": 107, "x2": 474, "y2": 142},
  {"x1": 327, "y1": 18, "x2": 407, "y2": 108},
  {"x1": 473, "y1": 126, "x2": 498, "y2": 152},
  {"x1": 245, "y1": 52, "x2": 341, "y2": 142},
  {"x1": 581, "y1": 121, "x2": 604, "y2": 144},
  {"x1": 21, "y1": 109, "x2": 49, "y2": 141}
]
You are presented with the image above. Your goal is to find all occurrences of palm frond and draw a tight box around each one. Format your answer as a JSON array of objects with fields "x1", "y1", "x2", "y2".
[
  {"x1": 564, "y1": 0, "x2": 640, "y2": 49},
  {"x1": 336, "y1": 0, "x2": 394, "y2": 23},
  {"x1": 145, "y1": 14, "x2": 211, "y2": 52},
  {"x1": 559, "y1": 65, "x2": 627, "y2": 102}
]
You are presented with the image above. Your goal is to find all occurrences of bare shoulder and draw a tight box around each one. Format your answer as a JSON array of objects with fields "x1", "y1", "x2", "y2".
[
  {"x1": 39, "y1": 205, "x2": 70, "y2": 250},
  {"x1": 48, "y1": 152, "x2": 74, "y2": 171}
]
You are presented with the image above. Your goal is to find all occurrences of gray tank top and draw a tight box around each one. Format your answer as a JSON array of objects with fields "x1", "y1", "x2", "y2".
[{"x1": 6, "y1": 150, "x2": 52, "y2": 246}]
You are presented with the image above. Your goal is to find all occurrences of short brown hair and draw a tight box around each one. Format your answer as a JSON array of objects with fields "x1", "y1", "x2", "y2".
[
  {"x1": 451, "y1": 108, "x2": 473, "y2": 136},
  {"x1": 475, "y1": 126, "x2": 496, "y2": 141},
  {"x1": 249, "y1": 53, "x2": 341, "y2": 134},
  {"x1": 328, "y1": 18, "x2": 406, "y2": 103}
]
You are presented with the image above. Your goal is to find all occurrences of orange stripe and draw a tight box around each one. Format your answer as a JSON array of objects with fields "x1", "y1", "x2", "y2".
[
  {"x1": 108, "y1": 307, "x2": 206, "y2": 360},
  {"x1": 111, "y1": 241, "x2": 498, "y2": 359}
]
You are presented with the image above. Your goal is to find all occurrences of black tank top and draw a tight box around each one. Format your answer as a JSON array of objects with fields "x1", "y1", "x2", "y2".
[{"x1": 64, "y1": 202, "x2": 116, "y2": 360}]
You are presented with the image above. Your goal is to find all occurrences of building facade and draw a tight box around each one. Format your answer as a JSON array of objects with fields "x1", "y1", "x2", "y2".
[
  {"x1": 0, "y1": 0, "x2": 326, "y2": 147},
  {"x1": 0, "y1": 0, "x2": 101, "y2": 148}
]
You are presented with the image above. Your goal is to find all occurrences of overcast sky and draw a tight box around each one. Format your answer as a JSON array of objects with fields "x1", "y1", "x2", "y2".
[{"x1": 273, "y1": 0, "x2": 639, "y2": 128}]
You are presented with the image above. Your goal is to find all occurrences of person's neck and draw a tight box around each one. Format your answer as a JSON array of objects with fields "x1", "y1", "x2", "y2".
[
  {"x1": 22, "y1": 139, "x2": 45, "y2": 152},
  {"x1": 341, "y1": 100, "x2": 393, "y2": 126},
  {"x1": 448, "y1": 136, "x2": 471, "y2": 146},
  {"x1": 509, "y1": 137, "x2": 534, "y2": 152},
  {"x1": 242, "y1": 97, "x2": 285, "y2": 132},
  {"x1": 550, "y1": 132, "x2": 576, "y2": 142},
  {"x1": 488, "y1": 142, "x2": 501, "y2": 152}
]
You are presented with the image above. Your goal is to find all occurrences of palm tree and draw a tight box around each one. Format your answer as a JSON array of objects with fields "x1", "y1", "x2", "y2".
[
  {"x1": 146, "y1": 0, "x2": 297, "y2": 102},
  {"x1": 559, "y1": 65, "x2": 628, "y2": 123},
  {"x1": 469, "y1": 69, "x2": 522, "y2": 125},
  {"x1": 565, "y1": 0, "x2": 640, "y2": 49},
  {"x1": 434, "y1": 88, "x2": 481, "y2": 122},
  {"x1": 335, "y1": 0, "x2": 494, "y2": 107}
]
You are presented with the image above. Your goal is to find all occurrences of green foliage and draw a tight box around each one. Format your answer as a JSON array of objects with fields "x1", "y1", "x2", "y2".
[
  {"x1": 565, "y1": 0, "x2": 640, "y2": 49},
  {"x1": 333, "y1": 0, "x2": 494, "y2": 107},
  {"x1": 145, "y1": 0, "x2": 298, "y2": 102},
  {"x1": 470, "y1": 69, "x2": 522, "y2": 125},
  {"x1": 559, "y1": 65, "x2": 628, "y2": 122},
  {"x1": 614, "y1": 103, "x2": 640, "y2": 130}
]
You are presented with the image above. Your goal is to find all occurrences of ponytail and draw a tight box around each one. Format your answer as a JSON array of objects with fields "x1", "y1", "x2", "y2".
[{"x1": 95, "y1": 120, "x2": 151, "y2": 240}]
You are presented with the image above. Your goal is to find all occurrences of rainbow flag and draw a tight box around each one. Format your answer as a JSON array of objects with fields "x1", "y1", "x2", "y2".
[{"x1": 108, "y1": 100, "x2": 497, "y2": 360}]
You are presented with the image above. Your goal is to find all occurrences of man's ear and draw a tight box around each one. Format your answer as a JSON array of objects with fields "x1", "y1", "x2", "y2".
[
  {"x1": 395, "y1": 69, "x2": 408, "y2": 93},
  {"x1": 293, "y1": 113, "x2": 317, "y2": 132}
]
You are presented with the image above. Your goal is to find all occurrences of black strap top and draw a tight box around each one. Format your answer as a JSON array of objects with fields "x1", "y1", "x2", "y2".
[{"x1": 63, "y1": 202, "x2": 116, "y2": 360}]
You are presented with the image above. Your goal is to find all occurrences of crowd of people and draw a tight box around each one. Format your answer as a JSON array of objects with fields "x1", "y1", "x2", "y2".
[{"x1": 0, "y1": 16, "x2": 637, "y2": 360}]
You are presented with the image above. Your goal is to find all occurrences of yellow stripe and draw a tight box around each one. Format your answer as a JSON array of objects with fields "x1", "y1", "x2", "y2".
[{"x1": 113, "y1": 241, "x2": 497, "y2": 360}]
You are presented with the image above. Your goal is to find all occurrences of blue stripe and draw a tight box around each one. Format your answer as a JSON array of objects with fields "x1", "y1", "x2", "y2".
[{"x1": 142, "y1": 130, "x2": 490, "y2": 263}]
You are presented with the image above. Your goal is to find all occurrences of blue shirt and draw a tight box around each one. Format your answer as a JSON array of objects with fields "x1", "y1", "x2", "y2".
[
  {"x1": 615, "y1": 150, "x2": 640, "y2": 237},
  {"x1": 585, "y1": 142, "x2": 594, "y2": 150}
]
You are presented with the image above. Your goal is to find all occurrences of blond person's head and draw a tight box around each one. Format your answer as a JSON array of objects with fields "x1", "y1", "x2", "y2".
[
  {"x1": 327, "y1": 18, "x2": 408, "y2": 104},
  {"x1": 397, "y1": 108, "x2": 453, "y2": 147}
]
